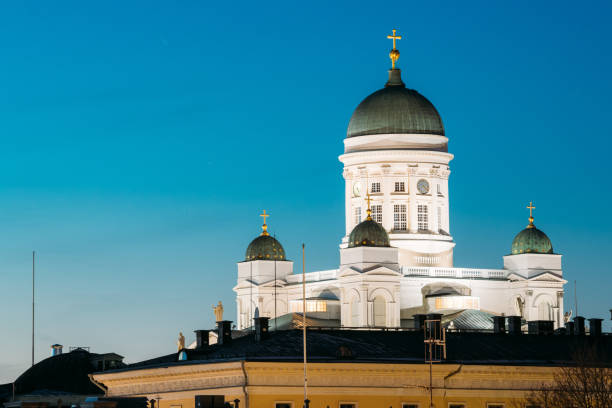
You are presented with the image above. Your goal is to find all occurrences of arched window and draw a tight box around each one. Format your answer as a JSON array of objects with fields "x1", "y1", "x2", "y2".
[
  {"x1": 350, "y1": 297, "x2": 360, "y2": 327},
  {"x1": 373, "y1": 296, "x2": 386, "y2": 327},
  {"x1": 537, "y1": 301, "x2": 552, "y2": 321}
]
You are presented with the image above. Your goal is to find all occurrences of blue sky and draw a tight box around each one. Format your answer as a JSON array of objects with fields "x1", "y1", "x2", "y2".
[{"x1": 1, "y1": 1, "x2": 611, "y2": 382}]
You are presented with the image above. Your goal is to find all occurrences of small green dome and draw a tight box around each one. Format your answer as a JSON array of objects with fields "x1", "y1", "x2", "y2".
[
  {"x1": 347, "y1": 69, "x2": 444, "y2": 139},
  {"x1": 511, "y1": 225, "x2": 553, "y2": 255},
  {"x1": 246, "y1": 234, "x2": 286, "y2": 261},
  {"x1": 348, "y1": 219, "x2": 390, "y2": 248}
]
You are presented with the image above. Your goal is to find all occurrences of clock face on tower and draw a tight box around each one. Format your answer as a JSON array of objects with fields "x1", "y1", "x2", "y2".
[
  {"x1": 352, "y1": 182, "x2": 362, "y2": 197},
  {"x1": 417, "y1": 179, "x2": 430, "y2": 194}
]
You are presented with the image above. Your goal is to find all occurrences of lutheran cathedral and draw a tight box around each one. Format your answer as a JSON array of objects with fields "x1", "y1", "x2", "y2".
[{"x1": 234, "y1": 31, "x2": 565, "y2": 331}]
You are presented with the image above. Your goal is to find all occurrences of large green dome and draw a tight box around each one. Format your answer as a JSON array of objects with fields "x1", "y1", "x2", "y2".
[
  {"x1": 347, "y1": 69, "x2": 444, "y2": 138},
  {"x1": 246, "y1": 234, "x2": 286, "y2": 261},
  {"x1": 348, "y1": 218, "x2": 390, "y2": 248},
  {"x1": 511, "y1": 224, "x2": 553, "y2": 255}
]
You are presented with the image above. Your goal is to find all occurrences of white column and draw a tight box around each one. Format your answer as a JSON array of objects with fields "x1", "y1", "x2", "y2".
[
  {"x1": 344, "y1": 170, "x2": 352, "y2": 236},
  {"x1": 409, "y1": 177, "x2": 418, "y2": 233}
]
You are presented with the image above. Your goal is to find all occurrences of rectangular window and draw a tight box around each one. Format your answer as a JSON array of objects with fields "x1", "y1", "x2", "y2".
[
  {"x1": 437, "y1": 184, "x2": 443, "y2": 196},
  {"x1": 340, "y1": 404, "x2": 356, "y2": 408},
  {"x1": 290, "y1": 300, "x2": 327, "y2": 313},
  {"x1": 449, "y1": 405, "x2": 465, "y2": 408},
  {"x1": 418, "y1": 205, "x2": 429, "y2": 231},
  {"x1": 371, "y1": 182, "x2": 381, "y2": 193},
  {"x1": 487, "y1": 405, "x2": 504, "y2": 408},
  {"x1": 394, "y1": 181, "x2": 405, "y2": 192},
  {"x1": 354, "y1": 206, "x2": 361, "y2": 225},
  {"x1": 275, "y1": 404, "x2": 292, "y2": 408},
  {"x1": 403, "y1": 405, "x2": 418, "y2": 408},
  {"x1": 371, "y1": 204, "x2": 382, "y2": 223},
  {"x1": 393, "y1": 204, "x2": 407, "y2": 231},
  {"x1": 437, "y1": 207, "x2": 442, "y2": 231}
]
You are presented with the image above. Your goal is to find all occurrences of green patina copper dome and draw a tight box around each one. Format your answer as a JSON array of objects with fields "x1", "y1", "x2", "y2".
[
  {"x1": 348, "y1": 217, "x2": 390, "y2": 248},
  {"x1": 347, "y1": 69, "x2": 445, "y2": 138},
  {"x1": 511, "y1": 222, "x2": 553, "y2": 255},
  {"x1": 246, "y1": 234, "x2": 286, "y2": 261}
]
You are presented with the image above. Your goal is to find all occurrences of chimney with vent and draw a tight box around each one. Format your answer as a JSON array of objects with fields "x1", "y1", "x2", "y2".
[
  {"x1": 589, "y1": 318, "x2": 603, "y2": 336},
  {"x1": 254, "y1": 317, "x2": 270, "y2": 342},
  {"x1": 194, "y1": 330, "x2": 210, "y2": 349},
  {"x1": 507, "y1": 316, "x2": 522, "y2": 334},
  {"x1": 528, "y1": 320, "x2": 554, "y2": 335},
  {"x1": 413, "y1": 314, "x2": 427, "y2": 330},
  {"x1": 493, "y1": 316, "x2": 506, "y2": 334},
  {"x1": 216, "y1": 321, "x2": 233, "y2": 345},
  {"x1": 574, "y1": 316, "x2": 586, "y2": 335}
]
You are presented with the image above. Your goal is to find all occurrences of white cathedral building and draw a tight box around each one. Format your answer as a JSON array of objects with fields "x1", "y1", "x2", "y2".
[{"x1": 233, "y1": 34, "x2": 566, "y2": 331}]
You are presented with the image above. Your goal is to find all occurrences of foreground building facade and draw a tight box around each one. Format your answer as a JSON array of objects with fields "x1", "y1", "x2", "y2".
[{"x1": 91, "y1": 325, "x2": 611, "y2": 408}]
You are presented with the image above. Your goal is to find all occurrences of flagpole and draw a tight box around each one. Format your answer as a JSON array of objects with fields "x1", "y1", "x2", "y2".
[
  {"x1": 32, "y1": 250, "x2": 35, "y2": 366},
  {"x1": 302, "y1": 244, "x2": 309, "y2": 408}
]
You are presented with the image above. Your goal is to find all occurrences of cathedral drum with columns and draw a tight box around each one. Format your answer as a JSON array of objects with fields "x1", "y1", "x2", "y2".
[{"x1": 234, "y1": 32, "x2": 565, "y2": 331}]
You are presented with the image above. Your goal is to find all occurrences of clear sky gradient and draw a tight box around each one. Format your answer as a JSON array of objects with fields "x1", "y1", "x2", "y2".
[{"x1": 1, "y1": 1, "x2": 611, "y2": 382}]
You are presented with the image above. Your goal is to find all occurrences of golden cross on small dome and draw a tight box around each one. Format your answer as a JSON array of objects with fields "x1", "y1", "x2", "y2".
[
  {"x1": 387, "y1": 29, "x2": 402, "y2": 69},
  {"x1": 526, "y1": 201, "x2": 535, "y2": 228},
  {"x1": 387, "y1": 29, "x2": 402, "y2": 49},
  {"x1": 260, "y1": 210, "x2": 270, "y2": 236},
  {"x1": 365, "y1": 193, "x2": 373, "y2": 221}
]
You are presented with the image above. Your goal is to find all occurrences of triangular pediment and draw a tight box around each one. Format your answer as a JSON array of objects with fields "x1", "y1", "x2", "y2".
[
  {"x1": 338, "y1": 267, "x2": 361, "y2": 278},
  {"x1": 338, "y1": 265, "x2": 401, "y2": 278},
  {"x1": 527, "y1": 271, "x2": 566, "y2": 282},
  {"x1": 507, "y1": 273, "x2": 526, "y2": 282},
  {"x1": 362, "y1": 265, "x2": 402, "y2": 276},
  {"x1": 259, "y1": 279, "x2": 287, "y2": 288},
  {"x1": 233, "y1": 279, "x2": 259, "y2": 290}
]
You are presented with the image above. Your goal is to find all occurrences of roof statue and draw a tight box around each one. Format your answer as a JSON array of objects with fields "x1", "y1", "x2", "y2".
[
  {"x1": 213, "y1": 301, "x2": 224, "y2": 322},
  {"x1": 176, "y1": 332, "x2": 185, "y2": 351}
]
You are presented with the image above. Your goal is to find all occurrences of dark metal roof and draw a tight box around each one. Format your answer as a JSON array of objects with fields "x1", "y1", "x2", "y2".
[
  {"x1": 113, "y1": 329, "x2": 612, "y2": 373},
  {"x1": 245, "y1": 234, "x2": 286, "y2": 261},
  {"x1": 347, "y1": 70, "x2": 445, "y2": 138},
  {"x1": 12, "y1": 349, "x2": 124, "y2": 396},
  {"x1": 511, "y1": 224, "x2": 554, "y2": 255},
  {"x1": 348, "y1": 219, "x2": 390, "y2": 248}
]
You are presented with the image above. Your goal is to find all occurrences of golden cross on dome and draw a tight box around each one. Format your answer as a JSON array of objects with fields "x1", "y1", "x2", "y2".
[
  {"x1": 526, "y1": 201, "x2": 535, "y2": 228},
  {"x1": 365, "y1": 193, "x2": 373, "y2": 221},
  {"x1": 387, "y1": 29, "x2": 401, "y2": 49},
  {"x1": 260, "y1": 210, "x2": 270, "y2": 236},
  {"x1": 387, "y1": 29, "x2": 402, "y2": 69}
]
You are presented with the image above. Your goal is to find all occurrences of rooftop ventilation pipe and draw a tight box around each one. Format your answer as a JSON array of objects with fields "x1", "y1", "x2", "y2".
[
  {"x1": 253, "y1": 317, "x2": 270, "y2": 342},
  {"x1": 528, "y1": 320, "x2": 554, "y2": 335},
  {"x1": 216, "y1": 321, "x2": 233, "y2": 345},
  {"x1": 565, "y1": 321, "x2": 575, "y2": 335},
  {"x1": 588, "y1": 318, "x2": 603, "y2": 336},
  {"x1": 574, "y1": 316, "x2": 585, "y2": 335},
  {"x1": 413, "y1": 314, "x2": 427, "y2": 330},
  {"x1": 194, "y1": 330, "x2": 210, "y2": 349},
  {"x1": 493, "y1": 316, "x2": 506, "y2": 334},
  {"x1": 507, "y1": 316, "x2": 522, "y2": 335}
]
